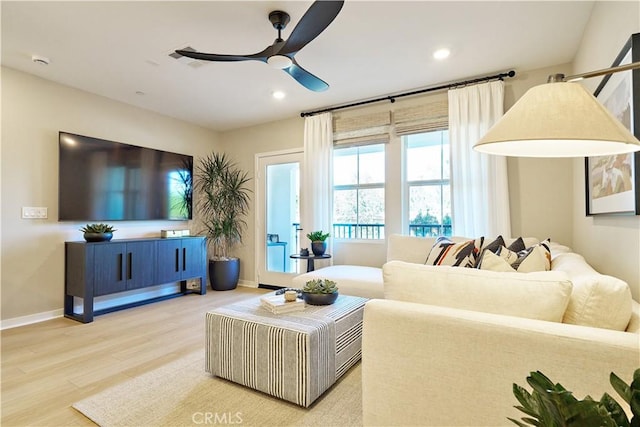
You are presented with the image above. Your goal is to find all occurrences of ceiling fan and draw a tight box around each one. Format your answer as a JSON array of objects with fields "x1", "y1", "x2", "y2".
[{"x1": 175, "y1": 1, "x2": 344, "y2": 92}]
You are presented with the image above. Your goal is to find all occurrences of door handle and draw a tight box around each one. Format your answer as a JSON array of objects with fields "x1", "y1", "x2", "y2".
[
  {"x1": 182, "y1": 248, "x2": 186, "y2": 271},
  {"x1": 127, "y1": 252, "x2": 132, "y2": 280},
  {"x1": 175, "y1": 248, "x2": 179, "y2": 272},
  {"x1": 118, "y1": 253, "x2": 123, "y2": 281}
]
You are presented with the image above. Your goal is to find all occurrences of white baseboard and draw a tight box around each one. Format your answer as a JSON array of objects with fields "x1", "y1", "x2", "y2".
[
  {"x1": 238, "y1": 279, "x2": 258, "y2": 288},
  {"x1": 1, "y1": 309, "x2": 64, "y2": 330}
]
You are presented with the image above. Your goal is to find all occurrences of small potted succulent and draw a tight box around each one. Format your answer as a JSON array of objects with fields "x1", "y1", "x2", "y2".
[
  {"x1": 302, "y1": 278, "x2": 339, "y2": 305},
  {"x1": 80, "y1": 223, "x2": 116, "y2": 242},
  {"x1": 306, "y1": 230, "x2": 330, "y2": 256}
]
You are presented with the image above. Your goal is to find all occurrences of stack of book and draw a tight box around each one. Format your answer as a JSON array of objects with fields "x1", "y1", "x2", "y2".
[{"x1": 260, "y1": 294, "x2": 305, "y2": 314}]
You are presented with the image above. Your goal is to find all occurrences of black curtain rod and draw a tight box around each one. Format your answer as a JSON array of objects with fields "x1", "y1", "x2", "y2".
[{"x1": 300, "y1": 70, "x2": 516, "y2": 117}]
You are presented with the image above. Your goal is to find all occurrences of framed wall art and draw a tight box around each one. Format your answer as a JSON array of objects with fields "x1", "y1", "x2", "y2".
[{"x1": 585, "y1": 32, "x2": 640, "y2": 216}]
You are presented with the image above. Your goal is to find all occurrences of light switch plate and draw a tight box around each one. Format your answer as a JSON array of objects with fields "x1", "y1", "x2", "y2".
[{"x1": 22, "y1": 207, "x2": 48, "y2": 219}]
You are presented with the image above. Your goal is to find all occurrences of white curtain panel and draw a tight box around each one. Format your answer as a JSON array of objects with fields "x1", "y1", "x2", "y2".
[
  {"x1": 302, "y1": 112, "x2": 333, "y2": 252},
  {"x1": 448, "y1": 80, "x2": 511, "y2": 238}
]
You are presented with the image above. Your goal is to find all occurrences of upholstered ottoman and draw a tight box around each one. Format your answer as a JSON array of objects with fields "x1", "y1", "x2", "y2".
[
  {"x1": 205, "y1": 294, "x2": 367, "y2": 407},
  {"x1": 291, "y1": 265, "x2": 384, "y2": 299}
]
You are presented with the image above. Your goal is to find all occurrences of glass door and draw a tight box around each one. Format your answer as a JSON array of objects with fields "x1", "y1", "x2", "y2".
[{"x1": 256, "y1": 151, "x2": 303, "y2": 287}]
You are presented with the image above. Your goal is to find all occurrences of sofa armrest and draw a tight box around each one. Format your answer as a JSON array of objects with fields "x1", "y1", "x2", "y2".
[{"x1": 362, "y1": 299, "x2": 639, "y2": 427}]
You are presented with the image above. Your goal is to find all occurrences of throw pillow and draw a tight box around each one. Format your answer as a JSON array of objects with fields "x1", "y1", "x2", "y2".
[
  {"x1": 475, "y1": 235, "x2": 506, "y2": 266},
  {"x1": 477, "y1": 245, "x2": 520, "y2": 270},
  {"x1": 425, "y1": 236, "x2": 484, "y2": 268},
  {"x1": 507, "y1": 237, "x2": 526, "y2": 253},
  {"x1": 477, "y1": 250, "x2": 516, "y2": 272},
  {"x1": 512, "y1": 239, "x2": 551, "y2": 272}
]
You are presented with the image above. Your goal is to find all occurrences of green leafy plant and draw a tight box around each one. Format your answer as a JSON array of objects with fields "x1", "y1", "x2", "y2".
[
  {"x1": 80, "y1": 223, "x2": 116, "y2": 233},
  {"x1": 510, "y1": 369, "x2": 640, "y2": 427},
  {"x1": 195, "y1": 152, "x2": 251, "y2": 260},
  {"x1": 306, "y1": 231, "x2": 330, "y2": 242},
  {"x1": 302, "y1": 278, "x2": 338, "y2": 294}
]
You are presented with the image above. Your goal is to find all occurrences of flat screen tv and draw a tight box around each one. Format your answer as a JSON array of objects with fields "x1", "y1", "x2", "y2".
[{"x1": 58, "y1": 131, "x2": 193, "y2": 221}]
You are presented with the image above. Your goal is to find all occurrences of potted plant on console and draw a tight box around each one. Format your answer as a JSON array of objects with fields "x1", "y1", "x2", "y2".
[
  {"x1": 80, "y1": 223, "x2": 116, "y2": 242},
  {"x1": 307, "y1": 230, "x2": 330, "y2": 256},
  {"x1": 302, "y1": 278, "x2": 339, "y2": 305},
  {"x1": 195, "y1": 152, "x2": 251, "y2": 291}
]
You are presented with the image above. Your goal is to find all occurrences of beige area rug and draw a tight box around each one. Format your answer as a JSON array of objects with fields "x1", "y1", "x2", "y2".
[{"x1": 73, "y1": 351, "x2": 362, "y2": 427}]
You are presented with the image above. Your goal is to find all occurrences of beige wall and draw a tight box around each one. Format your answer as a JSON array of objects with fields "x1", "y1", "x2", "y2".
[
  {"x1": 571, "y1": 1, "x2": 640, "y2": 300},
  {"x1": 505, "y1": 64, "x2": 575, "y2": 245},
  {"x1": 1, "y1": 67, "x2": 219, "y2": 321}
]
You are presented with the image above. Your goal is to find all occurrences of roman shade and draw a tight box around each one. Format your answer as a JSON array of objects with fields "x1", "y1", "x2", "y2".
[
  {"x1": 332, "y1": 96, "x2": 450, "y2": 147},
  {"x1": 394, "y1": 100, "x2": 448, "y2": 135},
  {"x1": 333, "y1": 111, "x2": 391, "y2": 147}
]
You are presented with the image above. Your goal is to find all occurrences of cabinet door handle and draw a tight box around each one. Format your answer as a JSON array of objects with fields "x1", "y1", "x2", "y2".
[
  {"x1": 118, "y1": 253, "x2": 124, "y2": 281},
  {"x1": 175, "y1": 248, "x2": 179, "y2": 272},
  {"x1": 127, "y1": 252, "x2": 132, "y2": 280},
  {"x1": 182, "y1": 248, "x2": 186, "y2": 271}
]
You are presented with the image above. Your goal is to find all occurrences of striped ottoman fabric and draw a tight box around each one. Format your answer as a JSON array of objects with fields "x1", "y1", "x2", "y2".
[{"x1": 205, "y1": 294, "x2": 367, "y2": 407}]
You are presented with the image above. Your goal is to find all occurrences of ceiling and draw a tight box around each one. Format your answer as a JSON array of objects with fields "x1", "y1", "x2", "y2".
[{"x1": 1, "y1": 1, "x2": 595, "y2": 132}]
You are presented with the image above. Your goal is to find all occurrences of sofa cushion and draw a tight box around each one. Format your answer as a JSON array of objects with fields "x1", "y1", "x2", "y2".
[
  {"x1": 291, "y1": 265, "x2": 384, "y2": 299},
  {"x1": 386, "y1": 234, "x2": 470, "y2": 264},
  {"x1": 425, "y1": 237, "x2": 484, "y2": 268},
  {"x1": 627, "y1": 301, "x2": 640, "y2": 333},
  {"x1": 552, "y1": 253, "x2": 632, "y2": 331},
  {"x1": 383, "y1": 260, "x2": 572, "y2": 322}
]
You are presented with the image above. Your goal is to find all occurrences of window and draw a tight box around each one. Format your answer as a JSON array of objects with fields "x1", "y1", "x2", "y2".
[
  {"x1": 404, "y1": 130, "x2": 451, "y2": 237},
  {"x1": 333, "y1": 144, "x2": 385, "y2": 239}
]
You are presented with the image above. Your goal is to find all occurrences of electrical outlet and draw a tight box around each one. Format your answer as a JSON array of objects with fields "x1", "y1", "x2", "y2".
[{"x1": 22, "y1": 207, "x2": 48, "y2": 219}]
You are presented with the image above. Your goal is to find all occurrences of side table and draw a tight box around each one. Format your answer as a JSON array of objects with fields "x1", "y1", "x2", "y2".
[{"x1": 289, "y1": 254, "x2": 331, "y2": 272}]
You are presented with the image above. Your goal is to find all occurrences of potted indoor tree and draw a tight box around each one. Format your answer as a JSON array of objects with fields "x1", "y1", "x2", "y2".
[
  {"x1": 195, "y1": 152, "x2": 251, "y2": 291},
  {"x1": 307, "y1": 230, "x2": 330, "y2": 256}
]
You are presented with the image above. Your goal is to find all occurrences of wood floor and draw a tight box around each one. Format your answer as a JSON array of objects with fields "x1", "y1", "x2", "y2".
[{"x1": 1, "y1": 286, "x2": 267, "y2": 426}]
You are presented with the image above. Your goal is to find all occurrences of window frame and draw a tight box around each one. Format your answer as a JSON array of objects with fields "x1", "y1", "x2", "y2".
[
  {"x1": 332, "y1": 143, "x2": 386, "y2": 241},
  {"x1": 402, "y1": 129, "x2": 452, "y2": 238}
]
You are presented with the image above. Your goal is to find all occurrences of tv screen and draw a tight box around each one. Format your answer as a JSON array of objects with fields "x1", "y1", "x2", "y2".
[{"x1": 58, "y1": 131, "x2": 193, "y2": 221}]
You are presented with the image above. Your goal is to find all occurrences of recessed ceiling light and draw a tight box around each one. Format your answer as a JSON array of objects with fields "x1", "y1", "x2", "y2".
[
  {"x1": 272, "y1": 91, "x2": 286, "y2": 100},
  {"x1": 433, "y1": 48, "x2": 450, "y2": 60}
]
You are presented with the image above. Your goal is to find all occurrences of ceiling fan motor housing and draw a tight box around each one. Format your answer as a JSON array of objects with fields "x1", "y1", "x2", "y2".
[{"x1": 269, "y1": 11, "x2": 290, "y2": 31}]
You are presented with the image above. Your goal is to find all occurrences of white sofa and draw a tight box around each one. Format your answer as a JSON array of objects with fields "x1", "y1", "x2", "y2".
[
  {"x1": 293, "y1": 234, "x2": 639, "y2": 426},
  {"x1": 361, "y1": 236, "x2": 639, "y2": 426}
]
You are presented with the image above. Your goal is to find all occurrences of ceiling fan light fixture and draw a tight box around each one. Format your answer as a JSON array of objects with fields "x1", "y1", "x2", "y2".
[{"x1": 267, "y1": 55, "x2": 293, "y2": 69}]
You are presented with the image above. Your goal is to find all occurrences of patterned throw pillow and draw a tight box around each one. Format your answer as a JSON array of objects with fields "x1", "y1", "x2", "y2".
[
  {"x1": 425, "y1": 236, "x2": 484, "y2": 268},
  {"x1": 478, "y1": 239, "x2": 552, "y2": 273}
]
